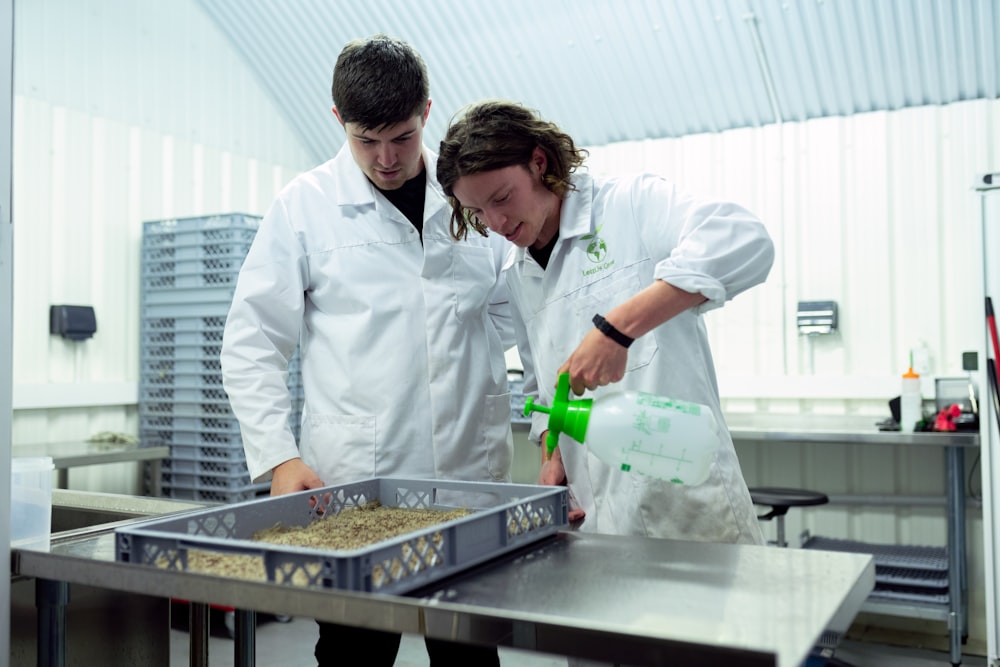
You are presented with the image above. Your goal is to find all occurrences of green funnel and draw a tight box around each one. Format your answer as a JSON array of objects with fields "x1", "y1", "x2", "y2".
[{"x1": 523, "y1": 373, "x2": 593, "y2": 455}]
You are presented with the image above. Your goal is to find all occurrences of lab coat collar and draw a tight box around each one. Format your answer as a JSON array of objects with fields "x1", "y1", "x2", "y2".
[
  {"x1": 504, "y1": 171, "x2": 595, "y2": 272},
  {"x1": 330, "y1": 143, "x2": 448, "y2": 222},
  {"x1": 558, "y1": 172, "x2": 595, "y2": 240}
]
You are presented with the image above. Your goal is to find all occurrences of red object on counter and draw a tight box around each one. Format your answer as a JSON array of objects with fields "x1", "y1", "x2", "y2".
[{"x1": 933, "y1": 404, "x2": 962, "y2": 432}]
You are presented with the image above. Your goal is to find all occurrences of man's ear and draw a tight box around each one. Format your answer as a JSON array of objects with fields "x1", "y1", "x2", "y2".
[
  {"x1": 531, "y1": 146, "x2": 548, "y2": 178},
  {"x1": 332, "y1": 106, "x2": 344, "y2": 126}
]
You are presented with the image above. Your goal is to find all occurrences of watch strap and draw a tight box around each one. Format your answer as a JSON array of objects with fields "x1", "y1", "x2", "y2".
[{"x1": 592, "y1": 313, "x2": 634, "y2": 349}]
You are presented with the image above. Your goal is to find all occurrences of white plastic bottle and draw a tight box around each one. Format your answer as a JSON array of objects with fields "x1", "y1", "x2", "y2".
[
  {"x1": 900, "y1": 366, "x2": 922, "y2": 432},
  {"x1": 524, "y1": 374, "x2": 721, "y2": 485}
]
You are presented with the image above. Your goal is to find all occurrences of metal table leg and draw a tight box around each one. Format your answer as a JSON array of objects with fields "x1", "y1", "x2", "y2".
[
  {"x1": 149, "y1": 459, "x2": 162, "y2": 497},
  {"x1": 234, "y1": 609, "x2": 257, "y2": 667},
  {"x1": 36, "y1": 578, "x2": 69, "y2": 667},
  {"x1": 189, "y1": 602, "x2": 210, "y2": 667},
  {"x1": 946, "y1": 446, "x2": 968, "y2": 666}
]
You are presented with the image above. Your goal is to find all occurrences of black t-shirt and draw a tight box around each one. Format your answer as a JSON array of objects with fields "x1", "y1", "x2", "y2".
[
  {"x1": 376, "y1": 170, "x2": 427, "y2": 235},
  {"x1": 529, "y1": 230, "x2": 559, "y2": 270}
]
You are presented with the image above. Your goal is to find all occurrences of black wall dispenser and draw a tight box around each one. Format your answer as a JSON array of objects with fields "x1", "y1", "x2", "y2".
[{"x1": 49, "y1": 305, "x2": 97, "y2": 341}]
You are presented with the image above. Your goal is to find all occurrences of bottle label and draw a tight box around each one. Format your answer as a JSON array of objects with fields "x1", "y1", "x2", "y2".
[{"x1": 636, "y1": 391, "x2": 702, "y2": 415}]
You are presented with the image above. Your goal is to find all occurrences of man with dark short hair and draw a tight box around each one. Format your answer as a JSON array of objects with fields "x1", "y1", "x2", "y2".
[{"x1": 222, "y1": 36, "x2": 512, "y2": 666}]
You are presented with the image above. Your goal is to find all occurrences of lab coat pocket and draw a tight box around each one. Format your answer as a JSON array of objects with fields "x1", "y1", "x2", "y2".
[
  {"x1": 570, "y1": 265, "x2": 658, "y2": 371},
  {"x1": 483, "y1": 393, "x2": 514, "y2": 480},
  {"x1": 301, "y1": 413, "x2": 377, "y2": 481},
  {"x1": 450, "y1": 244, "x2": 496, "y2": 323}
]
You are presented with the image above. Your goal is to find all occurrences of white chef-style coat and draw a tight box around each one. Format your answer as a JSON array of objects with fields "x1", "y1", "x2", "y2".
[
  {"x1": 511, "y1": 171, "x2": 774, "y2": 544},
  {"x1": 221, "y1": 144, "x2": 515, "y2": 487}
]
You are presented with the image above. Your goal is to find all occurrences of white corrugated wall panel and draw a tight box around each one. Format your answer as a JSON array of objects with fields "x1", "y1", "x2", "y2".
[
  {"x1": 11, "y1": 0, "x2": 313, "y2": 492},
  {"x1": 11, "y1": 96, "x2": 307, "y2": 492},
  {"x1": 588, "y1": 99, "x2": 998, "y2": 400}
]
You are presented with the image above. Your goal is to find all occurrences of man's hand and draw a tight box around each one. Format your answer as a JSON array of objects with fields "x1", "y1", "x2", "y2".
[
  {"x1": 538, "y1": 444, "x2": 586, "y2": 522},
  {"x1": 270, "y1": 458, "x2": 324, "y2": 496},
  {"x1": 557, "y1": 327, "x2": 627, "y2": 396},
  {"x1": 558, "y1": 281, "x2": 709, "y2": 396}
]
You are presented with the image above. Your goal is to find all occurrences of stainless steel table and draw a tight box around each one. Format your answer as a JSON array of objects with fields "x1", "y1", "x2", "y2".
[
  {"x1": 726, "y1": 413, "x2": 979, "y2": 666},
  {"x1": 13, "y1": 520, "x2": 875, "y2": 667},
  {"x1": 13, "y1": 441, "x2": 169, "y2": 493}
]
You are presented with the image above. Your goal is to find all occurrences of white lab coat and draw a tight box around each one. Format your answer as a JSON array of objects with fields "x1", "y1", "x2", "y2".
[
  {"x1": 511, "y1": 171, "x2": 773, "y2": 544},
  {"x1": 221, "y1": 144, "x2": 515, "y2": 487}
]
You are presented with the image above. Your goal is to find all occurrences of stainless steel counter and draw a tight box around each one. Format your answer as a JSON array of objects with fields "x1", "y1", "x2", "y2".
[
  {"x1": 725, "y1": 413, "x2": 979, "y2": 448},
  {"x1": 14, "y1": 516, "x2": 875, "y2": 667},
  {"x1": 13, "y1": 440, "x2": 170, "y2": 492}
]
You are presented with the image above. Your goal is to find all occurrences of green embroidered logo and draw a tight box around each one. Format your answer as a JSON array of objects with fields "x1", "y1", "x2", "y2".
[
  {"x1": 581, "y1": 225, "x2": 608, "y2": 264},
  {"x1": 580, "y1": 224, "x2": 616, "y2": 277}
]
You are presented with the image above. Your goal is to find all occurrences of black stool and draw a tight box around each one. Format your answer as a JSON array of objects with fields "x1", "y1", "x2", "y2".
[{"x1": 749, "y1": 487, "x2": 829, "y2": 548}]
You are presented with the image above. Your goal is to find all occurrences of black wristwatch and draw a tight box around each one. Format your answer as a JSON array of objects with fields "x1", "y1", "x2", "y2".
[{"x1": 592, "y1": 314, "x2": 634, "y2": 349}]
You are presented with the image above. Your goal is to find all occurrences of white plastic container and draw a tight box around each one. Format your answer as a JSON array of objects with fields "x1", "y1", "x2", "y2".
[
  {"x1": 900, "y1": 367, "x2": 922, "y2": 432},
  {"x1": 525, "y1": 374, "x2": 721, "y2": 485},
  {"x1": 10, "y1": 456, "x2": 55, "y2": 550}
]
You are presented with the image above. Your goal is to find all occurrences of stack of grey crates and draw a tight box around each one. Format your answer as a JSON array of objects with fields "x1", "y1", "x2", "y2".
[
  {"x1": 139, "y1": 213, "x2": 303, "y2": 502},
  {"x1": 802, "y1": 535, "x2": 949, "y2": 605},
  {"x1": 508, "y1": 369, "x2": 530, "y2": 425}
]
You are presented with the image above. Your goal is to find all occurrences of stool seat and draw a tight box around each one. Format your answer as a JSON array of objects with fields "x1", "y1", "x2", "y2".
[
  {"x1": 750, "y1": 487, "x2": 829, "y2": 513},
  {"x1": 749, "y1": 487, "x2": 830, "y2": 547}
]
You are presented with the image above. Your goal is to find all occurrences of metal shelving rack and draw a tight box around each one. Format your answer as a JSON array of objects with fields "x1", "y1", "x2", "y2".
[{"x1": 727, "y1": 414, "x2": 977, "y2": 666}]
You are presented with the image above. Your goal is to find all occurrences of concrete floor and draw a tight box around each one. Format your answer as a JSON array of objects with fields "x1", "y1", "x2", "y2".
[{"x1": 169, "y1": 610, "x2": 989, "y2": 667}]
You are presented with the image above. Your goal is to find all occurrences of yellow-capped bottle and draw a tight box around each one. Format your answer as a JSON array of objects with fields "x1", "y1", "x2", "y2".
[{"x1": 524, "y1": 373, "x2": 721, "y2": 485}]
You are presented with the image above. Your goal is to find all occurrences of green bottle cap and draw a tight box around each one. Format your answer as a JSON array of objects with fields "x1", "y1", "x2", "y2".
[{"x1": 523, "y1": 373, "x2": 593, "y2": 455}]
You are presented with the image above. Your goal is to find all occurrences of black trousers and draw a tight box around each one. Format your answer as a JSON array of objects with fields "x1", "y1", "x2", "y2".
[{"x1": 315, "y1": 621, "x2": 501, "y2": 666}]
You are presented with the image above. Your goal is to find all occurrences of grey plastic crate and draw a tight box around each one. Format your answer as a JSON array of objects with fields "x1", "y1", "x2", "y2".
[
  {"x1": 508, "y1": 376, "x2": 531, "y2": 425},
  {"x1": 143, "y1": 255, "x2": 248, "y2": 277},
  {"x1": 141, "y1": 357, "x2": 221, "y2": 375},
  {"x1": 868, "y1": 585, "x2": 950, "y2": 605},
  {"x1": 143, "y1": 270, "x2": 240, "y2": 291},
  {"x1": 142, "y1": 301, "x2": 237, "y2": 319},
  {"x1": 875, "y1": 565, "x2": 948, "y2": 588},
  {"x1": 143, "y1": 213, "x2": 260, "y2": 237},
  {"x1": 141, "y1": 328, "x2": 224, "y2": 347},
  {"x1": 801, "y1": 535, "x2": 947, "y2": 571},
  {"x1": 142, "y1": 431, "x2": 245, "y2": 452},
  {"x1": 141, "y1": 285, "x2": 238, "y2": 306},
  {"x1": 141, "y1": 225, "x2": 258, "y2": 250},
  {"x1": 116, "y1": 478, "x2": 568, "y2": 594},
  {"x1": 139, "y1": 415, "x2": 239, "y2": 433},
  {"x1": 141, "y1": 372, "x2": 225, "y2": 388},
  {"x1": 143, "y1": 316, "x2": 228, "y2": 331},
  {"x1": 160, "y1": 481, "x2": 269, "y2": 504},
  {"x1": 162, "y1": 456, "x2": 249, "y2": 477},
  {"x1": 142, "y1": 240, "x2": 256, "y2": 263},
  {"x1": 140, "y1": 386, "x2": 229, "y2": 403},
  {"x1": 166, "y1": 441, "x2": 247, "y2": 461},
  {"x1": 142, "y1": 343, "x2": 222, "y2": 360},
  {"x1": 161, "y1": 469, "x2": 253, "y2": 491},
  {"x1": 140, "y1": 401, "x2": 233, "y2": 418}
]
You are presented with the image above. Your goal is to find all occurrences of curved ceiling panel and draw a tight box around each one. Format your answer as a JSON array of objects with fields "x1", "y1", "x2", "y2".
[{"x1": 196, "y1": 0, "x2": 1000, "y2": 165}]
